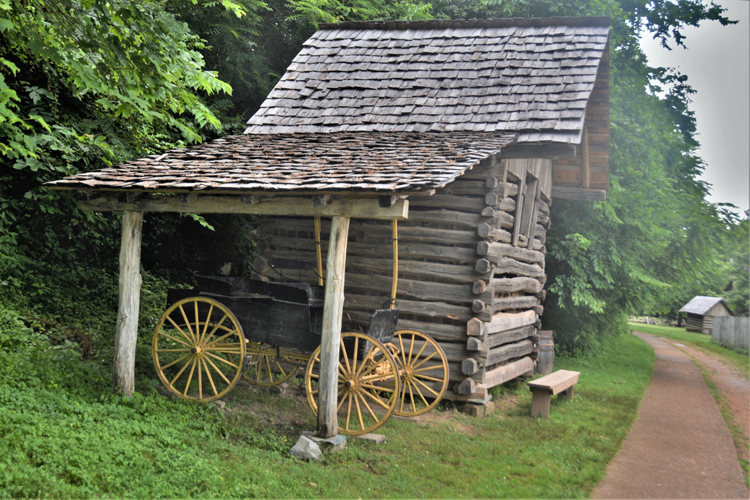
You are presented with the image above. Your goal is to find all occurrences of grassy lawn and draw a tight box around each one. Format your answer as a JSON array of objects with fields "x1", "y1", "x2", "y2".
[
  {"x1": 628, "y1": 323, "x2": 749, "y2": 379},
  {"x1": 0, "y1": 315, "x2": 654, "y2": 498}
]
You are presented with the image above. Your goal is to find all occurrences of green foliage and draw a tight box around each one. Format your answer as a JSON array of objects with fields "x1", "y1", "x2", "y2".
[
  {"x1": 429, "y1": 0, "x2": 741, "y2": 354},
  {"x1": 0, "y1": 306, "x2": 654, "y2": 497}
]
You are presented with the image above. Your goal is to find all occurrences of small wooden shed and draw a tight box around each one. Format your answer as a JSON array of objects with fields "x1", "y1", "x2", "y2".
[
  {"x1": 47, "y1": 16, "x2": 611, "y2": 423},
  {"x1": 679, "y1": 296, "x2": 733, "y2": 334}
]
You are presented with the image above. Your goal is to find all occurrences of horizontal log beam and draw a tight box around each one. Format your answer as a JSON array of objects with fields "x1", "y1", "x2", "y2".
[
  {"x1": 482, "y1": 356, "x2": 534, "y2": 386},
  {"x1": 476, "y1": 241, "x2": 545, "y2": 264},
  {"x1": 477, "y1": 223, "x2": 511, "y2": 243},
  {"x1": 81, "y1": 194, "x2": 409, "y2": 220},
  {"x1": 501, "y1": 143, "x2": 577, "y2": 159}
]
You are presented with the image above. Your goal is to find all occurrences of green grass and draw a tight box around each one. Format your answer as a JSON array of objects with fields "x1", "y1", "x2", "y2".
[
  {"x1": 628, "y1": 323, "x2": 749, "y2": 379},
  {"x1": 0, "y1": 304, "x2": 655, "y2": 498}
]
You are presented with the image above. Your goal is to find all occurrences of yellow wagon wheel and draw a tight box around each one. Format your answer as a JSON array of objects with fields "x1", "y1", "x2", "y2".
[
  {"x1": 391, "y1": 330, "x2": 449, "y2": 416},
  {"x1": 153, "y1": 297, "x2": 246, "y2": 402},
  {"x1": 304, "y1": 332, "x2": 400, "y2": 436},
  {"x1": 242, "y1": 343, "x2": 305, "y2": 387}
]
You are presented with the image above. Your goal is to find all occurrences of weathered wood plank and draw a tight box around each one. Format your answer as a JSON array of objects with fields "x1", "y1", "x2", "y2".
[
  {"x1": 475, "y1": 257, "x2": 545, "y2": 277},
  {"x1": 477, "y1": 223, "x2": 511, "y2": 243},
  {"x1": 411, "y1": 194, "x2": 486, "y2": 213},
  {"x1": 344, "y1": 293, "x2": 472, "y2": 322},
  {"x1": 486, "y1": 310, "x2": 537, "y2": 335},
  {"x1": 261, "y1": 235, "x2": 476, "y2": 263},
  {"x1": 485, "y1": 193, "x2": 516, "y2": 212},
  {"x1": 480, "y1": 207, "x2": 515, "y2": 228},
  {"x1": 476, "y1": 241, "x2": 545, "y2": 264},
  {"x1": 486, "y1": 339, "x2": 533, "y2": 366},
  {"x1": 346, "y1": 273, "x2": 475, "y2": 304},
  {"x1": 482, "y1": 356, "x2": 534, "y2": 386},
  {"x1": 472, "y1": 276, "x2": 544, "y2": 294},
  {"x1": 474, "y1": 296, "x2": 541, "y2": 321},
  {"x1": 467, "y1": 325, "x2": 535, "y2": 351},
  {"x1": 113, "y1": 211, "x2": 144, "y2": 397},
  {"x1": 81, "y1": 195, "x2": 409, "y2": 220},
  {"x1": 345, "y1": 310, "x2": 467, "y2": 342},
  {"x1": 317, "y1": 216, "x2": 350, "y2": 438}
]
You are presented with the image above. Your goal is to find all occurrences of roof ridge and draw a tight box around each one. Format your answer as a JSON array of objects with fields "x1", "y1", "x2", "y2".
[{"x1": 318, "y1": 16, "x2": 611, "y2": 31}]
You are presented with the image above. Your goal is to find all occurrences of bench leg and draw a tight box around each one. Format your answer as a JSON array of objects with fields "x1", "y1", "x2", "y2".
[
  {"x1": 530, "y1": 388, "x2": 551, "y2": 418},
  {"x1": 562, "y1": 385, "x2": 575, "y2": 400}
]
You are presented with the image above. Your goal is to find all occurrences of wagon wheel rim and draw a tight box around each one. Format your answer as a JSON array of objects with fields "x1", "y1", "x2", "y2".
[
  {"x1": 304, "y1": 332, "x2": 400, "y2": 436},
  {"x1": 241, "y1": 343, "x2": 304, "y2": 387},
  {"x1": 390, "y1": 330, "x2": 449, "y2": 416},
  {"x1": 152, "y1": 297, "x2": 246, "y2": 402}
]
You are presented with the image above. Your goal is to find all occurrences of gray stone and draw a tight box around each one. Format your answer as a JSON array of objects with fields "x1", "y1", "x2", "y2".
[
  {"x1": 290, "y1": 435, "x2": 322, "y2": 462},
  {"x1": 353, "y1": 433, "x2": 386, "y2": 445},
  {"x1": 301, "y1": 431, "x2": 347, "y2": 452}
]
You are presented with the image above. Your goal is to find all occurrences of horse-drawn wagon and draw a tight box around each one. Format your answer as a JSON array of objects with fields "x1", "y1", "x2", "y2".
[{"x1": 152, "y1": 221, "x2": 449, "y2": 435}]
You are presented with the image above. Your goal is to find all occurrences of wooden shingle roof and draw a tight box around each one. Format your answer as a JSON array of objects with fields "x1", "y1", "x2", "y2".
[
  {"x1": 245, "y1": 17, "x2": 610, "y2": 144},
  {"x1": 679, "y1": 296, "x2": 731, "y2": 316},
  {"x1": 47, "y1": 132, "x2": 516, "y2": 192}
]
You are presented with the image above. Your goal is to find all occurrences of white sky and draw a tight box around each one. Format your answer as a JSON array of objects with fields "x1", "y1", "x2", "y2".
[{"x1": 639, "y1": 0, "x2": 750, "y2": 216}]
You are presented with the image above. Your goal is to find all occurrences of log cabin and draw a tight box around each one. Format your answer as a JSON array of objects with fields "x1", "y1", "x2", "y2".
[
  {"x1": 679, "y1": 296, "x2": 734, "y2": 334},
  {"x1": 48, "y1": 16, "x2": 611, "y2": 408}
]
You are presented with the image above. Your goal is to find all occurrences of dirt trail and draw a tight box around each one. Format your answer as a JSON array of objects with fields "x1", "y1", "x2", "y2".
[{"x1": 659, "y1": 337, "x2": 749, "y2": 464}]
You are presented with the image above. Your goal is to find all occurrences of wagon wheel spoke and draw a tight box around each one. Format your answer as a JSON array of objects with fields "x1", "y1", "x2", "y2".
[
  {"x1": 161, "y1": 354, "x2": 191, "y2": 371},
  {"x1": 203, "y1": 327, "x2": 239, "y2": 348},
  {"x1": 205, "y1": 351, "x2": 240, "y2": 369},
  {"x1": 340, "y1": 338, "x2": 352, "y2": 373},
  {"x1": 345, "y1": 392, "x2": 353, "y2": 432},
  {"x1": 410, "y1": 351, "x2": 438, "y2": 371},
  {"x1": 359, "y1": 387, "x2": 391, "y2": 411},
  {"x1": 391, "y1": 330, "x2": 449, "y2": 417},
  {"x1": 353, "y1": 391, "x2": 366, "y2": 431},
  {"x1": 305, "y1": 332, "x2": 399, "y2": 436},
  {"x1": 165, "y1": 316, "x2": 195, "y2": 345},
  {"x1": 359, "y1": 383, "x2": 396, "y2": 394},
  {"x1": 357, "y1": 390, "x2": 382, "y2": 423},
  {"x1": 204, "y1": 355, "x2": 232, "y2": 386},
  {"x1": 243, "y1": 344, "x2": 303, "y2": 387},
  {"x1": 153, "y1": 297, "x2": 244, "y2": 402},
  {"x1": 198, "y1": 359, "x2": 203, "y2": 400},
  {"x1": 183, "y1": 358, "x2": 198, "y2": 397},
  {"x1": 156, "y1": 331, "x2": 192, "y2": 348},
  {"x1": 203, "y1": 359, "x2": 219, "y2": 396},
  {"x1": 178, "y1": 305, "x2": 198, "y2": 344},
  {"x1": 412, "y1": 377, "x2": 439, "y2": 398}
]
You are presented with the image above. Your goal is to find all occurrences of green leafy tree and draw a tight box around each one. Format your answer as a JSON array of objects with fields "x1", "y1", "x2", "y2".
[{"x1": 0, "y1": 0, "x2": 242, "y2": 306}]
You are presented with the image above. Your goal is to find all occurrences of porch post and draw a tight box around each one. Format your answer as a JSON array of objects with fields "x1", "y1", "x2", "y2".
[
  {"x1": 113, "y1": 210, "x2": 143, "y2": 396},
  {"x1": 317, "y1": 215, "x2": 350, "y2": 438}
]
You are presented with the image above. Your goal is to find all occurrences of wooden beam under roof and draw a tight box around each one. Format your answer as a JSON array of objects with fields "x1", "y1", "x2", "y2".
[
  {"x1": 79, "y1": 193, "x2": 409, "y2": 220},
  {"x1": 500, "y1": 143, "x2": 577, "y2": 160}
]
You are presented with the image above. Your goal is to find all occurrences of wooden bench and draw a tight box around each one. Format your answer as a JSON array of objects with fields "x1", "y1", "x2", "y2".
[{"x1": 528, "y1": 369, "x2": 580, "y2": 418}]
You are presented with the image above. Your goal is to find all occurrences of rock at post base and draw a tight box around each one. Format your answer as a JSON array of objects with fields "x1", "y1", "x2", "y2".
[
  {"x1": 290, "y1": 435, "x2": 322, "y2": 461},
  {"x1": 301, "y1": 431, "x2": 347, "y2": 452}
]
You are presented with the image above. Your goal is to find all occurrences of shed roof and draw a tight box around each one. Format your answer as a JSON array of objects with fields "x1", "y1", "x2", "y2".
[
  {"x1": 47, "y1": 132, "x2": 516, "y2": 192},
  {"x1": 245, "y1": 17, "x2": 610, "y2": 144},
  {"x1": 679, "y1": 296, "x2": 729, "y2": 316}
]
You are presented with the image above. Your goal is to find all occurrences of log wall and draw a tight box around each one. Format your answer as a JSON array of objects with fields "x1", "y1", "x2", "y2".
[{"x1": 254, "y1": 157, "x2": 550, "y2": 400}]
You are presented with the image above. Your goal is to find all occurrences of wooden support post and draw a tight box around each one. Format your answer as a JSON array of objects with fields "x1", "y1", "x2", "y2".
[
  {"x1": 317, "y1": 216, "x2": 350, "y2": 438},
  {"x1": 113, "y1": 211, "x2": 143, "y2": 396}
]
